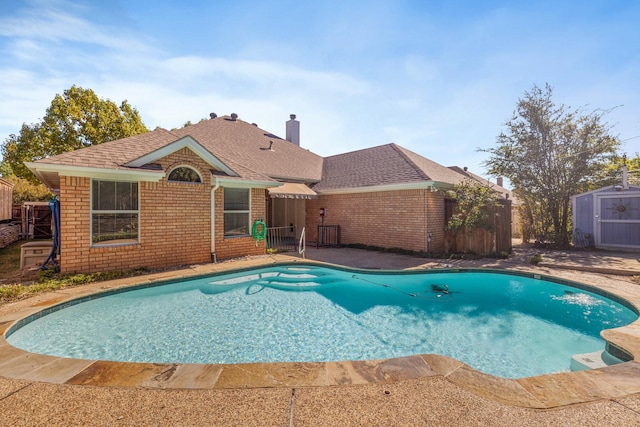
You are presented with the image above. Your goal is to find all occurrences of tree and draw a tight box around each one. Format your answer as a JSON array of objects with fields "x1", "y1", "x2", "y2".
[
  {"x1": 3, "y1": 175, "x2": 53, "y2": 203},
  {"x1": 1, "y1": 85, "x2": 148, "y2": 182},
  {"x1": 591, "y1": 152, "x2": 640, "y2": 188},
  {"x1": 445, "y1": 178, "x2": 501, "y2": 253},
  {"x1": 482, "y1": 83, "x2": 620, "y2": 247}
]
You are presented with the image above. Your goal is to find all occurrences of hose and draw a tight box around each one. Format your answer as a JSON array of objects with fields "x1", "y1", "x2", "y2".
[
  {"x1": 351, "y1": 275, "x2": 454, "y2": 301},
  {"x1": 41, "y1": 196, "x2": 61, "y2": 272}
]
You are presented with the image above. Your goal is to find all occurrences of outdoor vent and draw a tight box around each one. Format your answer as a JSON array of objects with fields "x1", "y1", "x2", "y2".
[
  {"x1": 252, "y1": 123, "x2": 258, "y2": 127},
  {"x1": 230, "y1": 113, "x2": 238, "y2": 121},
  {"x1": 209, "y1": 112, "x2": 217, "y2": 119}
]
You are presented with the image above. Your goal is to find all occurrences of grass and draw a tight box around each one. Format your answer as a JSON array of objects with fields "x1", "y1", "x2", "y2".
[
  {"x1": 0, "y1": 268, "x2": 130, "y2": 305},
  {"x1": 0, "y1": 240, "x2": 151, "y2": 306},
  {"x1": 0, "y1": 240, "x2": 23, "y2": 279}
]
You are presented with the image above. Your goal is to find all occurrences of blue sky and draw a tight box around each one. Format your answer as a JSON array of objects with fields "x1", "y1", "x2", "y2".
[{"x1": 1, "y1": 0, "x2": 638, "y2": 182}]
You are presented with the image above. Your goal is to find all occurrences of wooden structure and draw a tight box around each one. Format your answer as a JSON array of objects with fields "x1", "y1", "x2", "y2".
[
  {"x1": 451, "y1": 199, "x2": 513, "y2": 255},
  {"x1": 0, "y1": 178, "x2": 13, "y2": 222},
  {"x1": 11, "y1": 202, "x2": 53, "y2": 240},
  {"x1": 572, "y1": 184, "x2": 640, "y2": 251}
]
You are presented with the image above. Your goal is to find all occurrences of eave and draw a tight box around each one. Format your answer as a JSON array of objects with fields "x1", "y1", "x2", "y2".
[
  {"x1": 315, "y1": 181, "x2": 450, "y2": 195},
  {"x1": 214, "y1": 176, "x2": 282, "y2": 189},
  {"x1": 25, "y1": 162, "x2": 165, "y2": 191}
]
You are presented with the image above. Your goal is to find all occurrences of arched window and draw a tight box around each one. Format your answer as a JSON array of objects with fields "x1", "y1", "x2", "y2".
[{"x1": 168, "y1": 166, "x2": 202, "y2": 183}]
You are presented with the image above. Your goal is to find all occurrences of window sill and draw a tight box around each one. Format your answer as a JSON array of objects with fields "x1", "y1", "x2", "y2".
[
  {"x1": 91, "y1": 240, "x2": 140, "y2": 248},
  {"x1": 223, "y1": 234, "x2": 251, "y2": 239}
]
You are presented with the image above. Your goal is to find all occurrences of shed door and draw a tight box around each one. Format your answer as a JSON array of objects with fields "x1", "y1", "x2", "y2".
[{"x1": 596, "y1": 195, "x2": 640, "y2": 248}]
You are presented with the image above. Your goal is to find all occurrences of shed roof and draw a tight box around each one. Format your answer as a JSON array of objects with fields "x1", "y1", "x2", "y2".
[{"x1": 572, "y1": 184, "x2": 640, "y2": 198}]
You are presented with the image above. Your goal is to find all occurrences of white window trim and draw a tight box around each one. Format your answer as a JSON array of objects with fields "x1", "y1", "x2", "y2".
[
  {"x1": 223, "y1": 187, "x2": 252, "y2": 238},
  {"x1": 90, "y1": 179, "x2": 140, "y2": 247},
  {"x1": 167, "y1": 165, "x2": 203, "y2": 183}
]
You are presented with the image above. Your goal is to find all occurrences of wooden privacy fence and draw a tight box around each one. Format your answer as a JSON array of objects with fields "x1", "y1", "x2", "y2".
[
  {"x1": 11, "y1": 202, "x2": 53, "y2": 239},
  {"x1": 453, "y1": 200, "x2": 512, "y2": 255},
  {"x1": 0, "y1": 178, "x2": 13, "y2": 222}
]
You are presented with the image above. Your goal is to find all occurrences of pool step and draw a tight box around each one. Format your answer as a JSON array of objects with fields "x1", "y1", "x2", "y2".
[
  {"x1": 259, "y1": 274, "x2": 344, "y2": 289},
  {"x1": 258, "y1": 274, "x2": 336, "y2": 284},
  {"x1": 570, "y1": 350, "x2": 624, "y2": 371}
]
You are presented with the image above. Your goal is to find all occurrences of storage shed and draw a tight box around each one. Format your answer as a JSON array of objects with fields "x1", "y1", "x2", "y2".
[{"x1": 572, "y1": 182, "x2": 640, "y2": 251}]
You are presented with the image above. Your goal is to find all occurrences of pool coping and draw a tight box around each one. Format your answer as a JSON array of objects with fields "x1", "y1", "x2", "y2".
[{"x1": 1, "y1": 255, "x2": 640, "y2": 409}]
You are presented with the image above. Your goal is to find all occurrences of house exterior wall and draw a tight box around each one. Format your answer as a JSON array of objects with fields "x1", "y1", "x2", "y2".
[
  {"x1": 213, "y1": 187, "x2": 267, "y2": 260},
  {"x1": 306, "y1": 189, "x2": 447, "y2": 253},
  {"x1": 59, "y1": 148, "x2": 266, "y2": 273}
]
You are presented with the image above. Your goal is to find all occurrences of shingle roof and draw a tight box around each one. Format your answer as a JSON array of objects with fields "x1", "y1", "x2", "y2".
[
  {"x1": 312, "y1": 143, "x2": 467, "y2": 192},
  {"x1": 31, "y1": 116, "x2": 324, "y2": 185},
  {"x1": 448, "y1": 166, "x2": 518, "y2": 202},
  {"x1": 29, "y1": 117, "x2": 483, "y2": 194},
  {"x1": 33, "y1": 128, "x2": 179, "y2": 170},
  {"x1": 171, "y1": 117, "x2": 323, "y2": 182}
]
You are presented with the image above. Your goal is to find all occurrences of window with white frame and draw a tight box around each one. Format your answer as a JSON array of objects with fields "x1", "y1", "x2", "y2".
[
  {"x1": 168, "y1": 166, "x2": 202, "y2": 183},
  {"x1": 224, "y1": 187, "x2": 250, "y2": 236},
  {"x1": 91, "y1": 180, "x2": 139, "y2": 245}
]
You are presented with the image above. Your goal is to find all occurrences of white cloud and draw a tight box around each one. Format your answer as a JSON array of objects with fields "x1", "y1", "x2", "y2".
[
  {"x1": 0, "y1": 2, "x2": 150, "y2": 54},
  {"x1": 1, "y1": 0, "x2": 638, "y2": 183}
]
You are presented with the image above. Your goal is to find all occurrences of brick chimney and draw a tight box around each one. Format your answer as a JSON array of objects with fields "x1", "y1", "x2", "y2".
[
  {"x1": 286, "y1": 114, "x2": 300, "y2": 146},
  {"x1": 497, "y1": 177, "x2": 503, "y2": 187}
]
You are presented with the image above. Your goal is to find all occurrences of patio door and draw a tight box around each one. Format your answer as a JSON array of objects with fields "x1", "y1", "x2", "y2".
[{"x1": 270, "y1": 198, "x2": 306, "y2": 237}]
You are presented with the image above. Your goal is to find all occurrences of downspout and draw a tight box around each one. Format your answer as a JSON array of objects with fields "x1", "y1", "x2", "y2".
[
  {"x1": 424, "y1": 189, "x2": 430, "y2": 255},
  {"x1": 211, "y1": 179, "x2": 220, "y2": 263}
]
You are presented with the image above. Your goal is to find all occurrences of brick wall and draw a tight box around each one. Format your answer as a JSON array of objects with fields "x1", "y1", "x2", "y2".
[
  {"x1": 306, "y1": 189, "x2": 447, "y2": 254},
  {"x1": 213, "y1": 187, "x2": 266, "y2": 261},
  {"x1": 59, "y1": 148, "x2": 265, "y2": 273}
]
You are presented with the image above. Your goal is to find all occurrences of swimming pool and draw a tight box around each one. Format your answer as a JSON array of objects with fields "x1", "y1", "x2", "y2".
[{"x1": 6, "y1": 264, "x2": 638, "y2": 379}]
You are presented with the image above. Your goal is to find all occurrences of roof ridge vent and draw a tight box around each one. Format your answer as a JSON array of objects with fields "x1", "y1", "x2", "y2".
[
  {"x1": 230, "y1": 113, "x2": 238, "y2": 121},
  {"x1": 209, "y1": 112, "x2": 217, "y2": 119}
]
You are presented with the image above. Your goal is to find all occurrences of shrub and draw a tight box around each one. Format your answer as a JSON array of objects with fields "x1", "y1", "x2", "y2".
[{"x1": 529, "y1": 254, "x2": 543, "y2": 265}]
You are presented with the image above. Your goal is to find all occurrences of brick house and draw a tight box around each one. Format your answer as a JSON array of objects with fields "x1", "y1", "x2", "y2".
[
  {"x1": 26, "y1": 114, "x2": 510, "y2": 273},
  {"x1": 307, "y1": 144, "x2": 469, "y2": 254}
]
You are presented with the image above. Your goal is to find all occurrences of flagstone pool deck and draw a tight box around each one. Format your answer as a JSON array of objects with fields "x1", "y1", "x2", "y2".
[{"x1": 1, "y1": 246, "x2": 640, "y2": 426}]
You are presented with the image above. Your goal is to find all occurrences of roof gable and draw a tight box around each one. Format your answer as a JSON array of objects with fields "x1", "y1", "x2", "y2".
[{"x1": 125, "y1": 135, "x2": 236, "y2": 176}]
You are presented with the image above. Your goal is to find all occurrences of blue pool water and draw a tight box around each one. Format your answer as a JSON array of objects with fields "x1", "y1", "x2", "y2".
[{"x1": 6, "y1": 265, "x2": 638, "y2": 378}]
